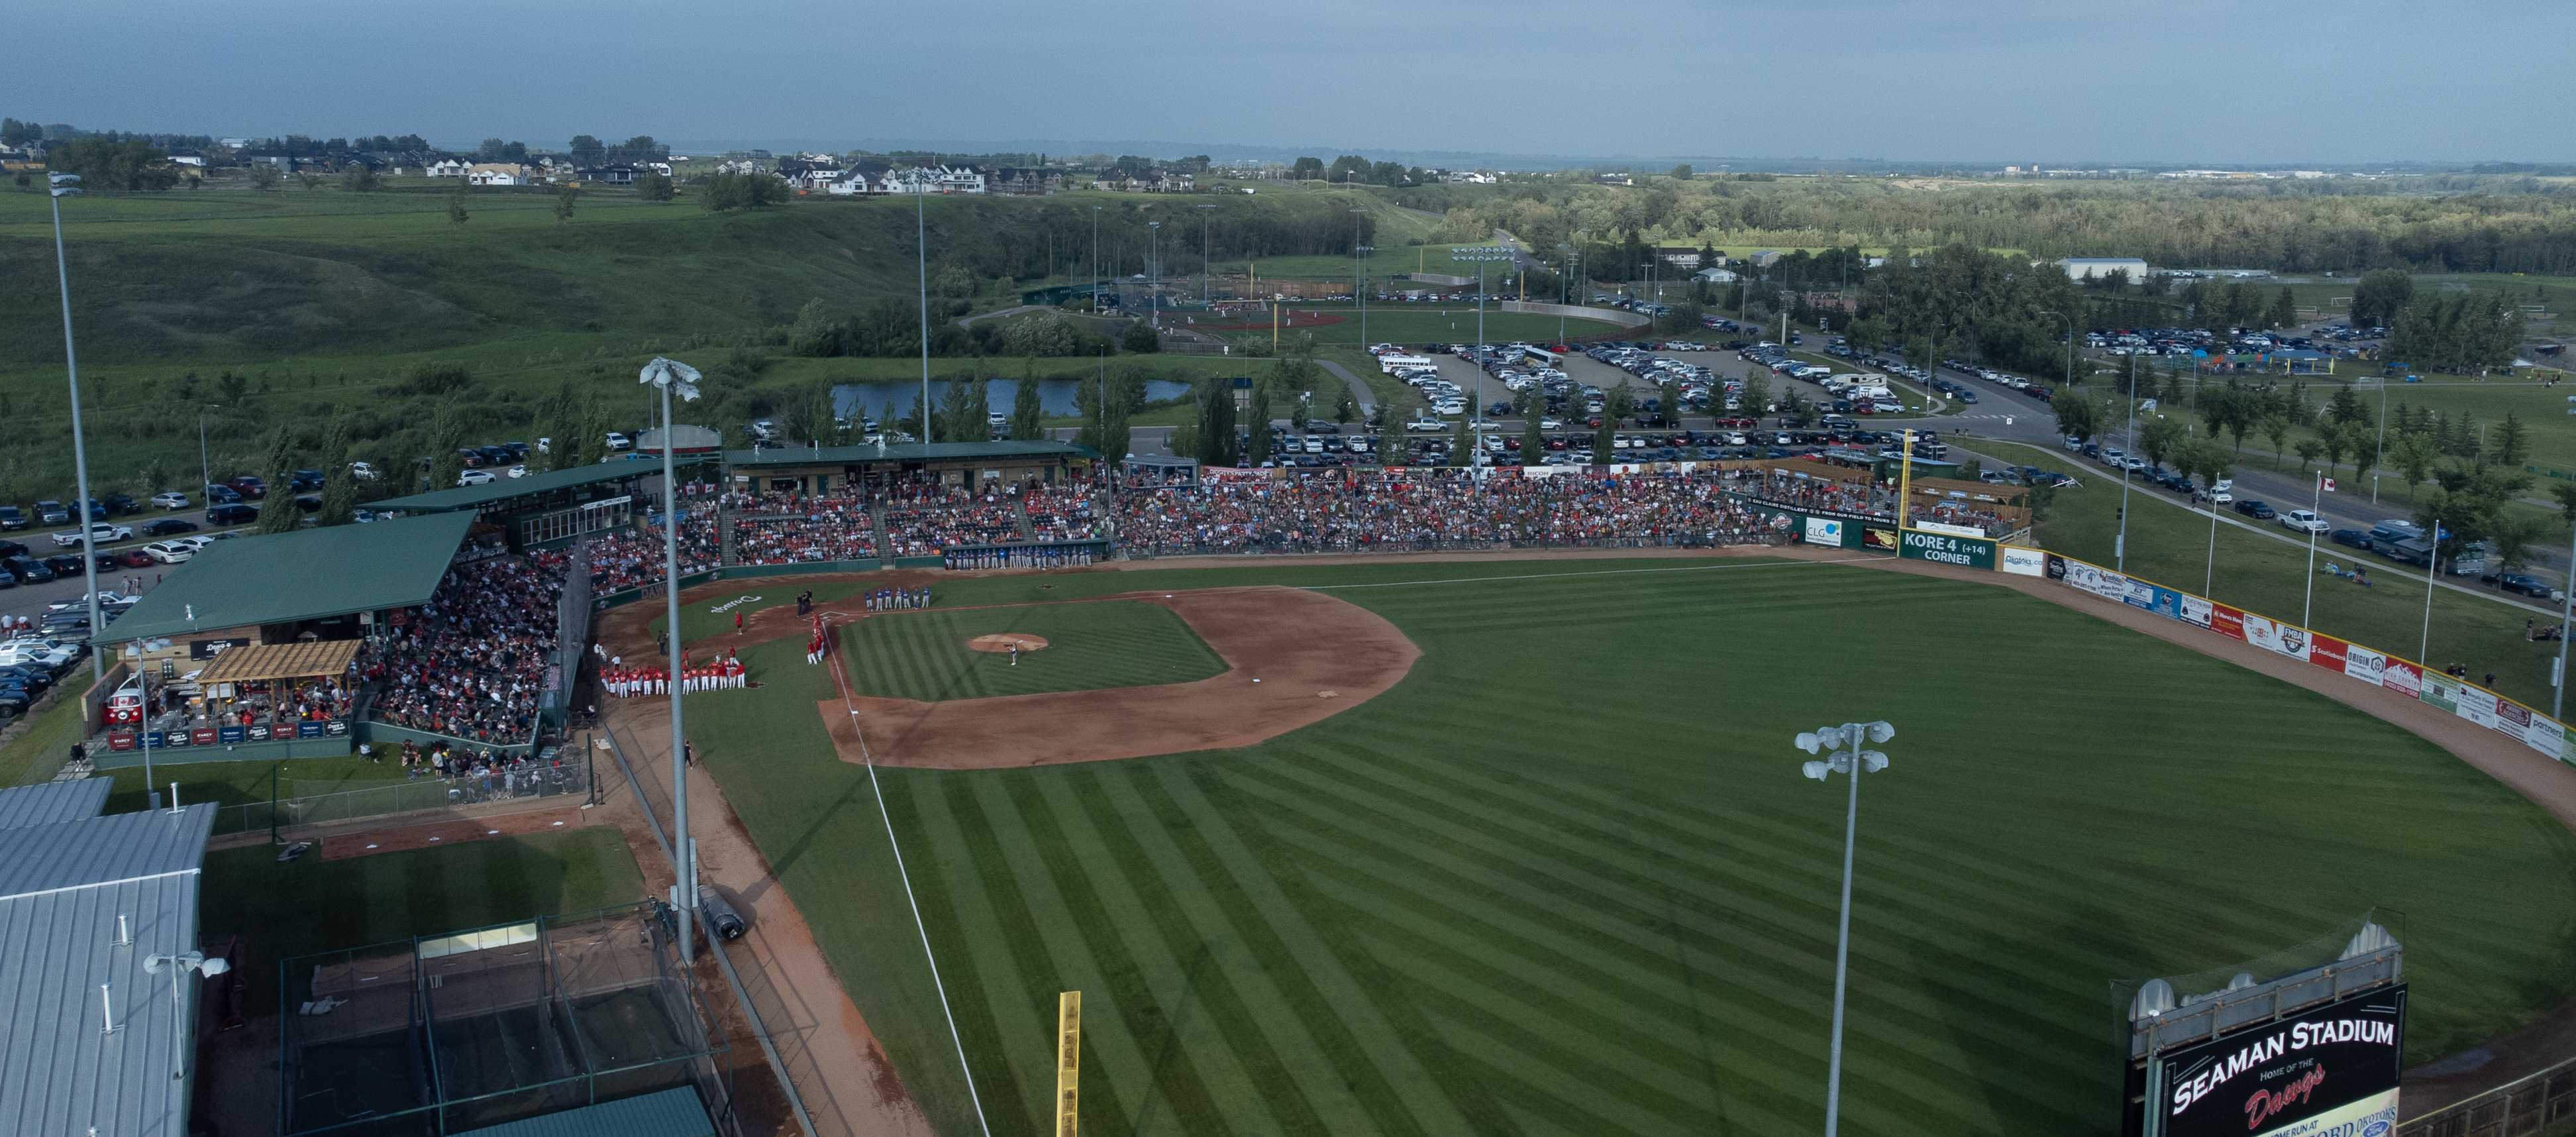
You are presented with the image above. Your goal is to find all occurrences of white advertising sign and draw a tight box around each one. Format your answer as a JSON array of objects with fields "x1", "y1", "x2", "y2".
[{"x1": 1999, "y1": 547, "x2": 2046, "y2": 577}]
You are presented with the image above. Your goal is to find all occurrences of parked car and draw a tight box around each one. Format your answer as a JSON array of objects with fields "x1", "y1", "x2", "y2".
[
  {"x1": 2234, "y1": 500, "x2": 2277, "y2": 520},
  {"x1": 34, "y1": 500, "x2": 70, "y2": 525},
  {"x1": 225, "y1": 476, "x2": 268, "y2": 500},
  {"x1": 142, "y1": 541, "x2": 195, "y2": 564},
  {"x1": 0, "y1": 505, "x2": 23, "y2": 531},
  {"x1": 2329, "y1": 529, "x2": 2371, "y2": 551},
  {"x1": 349, "y1": 461, "x2": 381, "y2": 481},
  {"x1": 101, "y1": 493, "x2": 142, "y2": 515},
  {"x1": 149, "y1": 491, "x2": 190, "y2": 510},
  {"x1": 40, "y1": 553, "x2": 84, "y2": 576},
  {"x1": 2279, "y1": 509, "x2": 2328, "y2": 535},
  {"x1": 456, "y1": 469, "x2": 496, "y2": 486},
  {"x1": 1, "y1": 555, "x2": 52, "y2": 583},
  {"x1": 206, "y1": 503, "x2": 257, "y2": 526},
  {"x1": 2488, "y1": 572, "x2": 2557, "y2": 600},
  {"x1": 140, "y1": 517, "x2": 199, "y2": 537},
  {"x1": 203, "y1": 484, "x2": 241, "y2": 505},
  {"x1": 50, "y1": 523, "x2": 132, "y2": 548}
]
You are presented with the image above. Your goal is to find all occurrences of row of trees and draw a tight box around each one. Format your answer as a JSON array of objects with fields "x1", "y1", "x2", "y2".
[{"x1": 1399, "y1": 177, "x2": 2576, "y2": 275}]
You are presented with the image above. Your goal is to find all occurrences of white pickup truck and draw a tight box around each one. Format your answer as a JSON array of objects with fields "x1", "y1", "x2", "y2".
[{"x1": 50, "y1": 522, "x2": 131, "y2": 548}]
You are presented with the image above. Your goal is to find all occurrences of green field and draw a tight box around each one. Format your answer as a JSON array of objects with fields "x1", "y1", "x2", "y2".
[
  {"x1": 676, "y1": 559, "x2": 2576, "y2": 1137},
  {"x1": 201, "y1": 828, "x2": 644, "y2": 1009},
  {"x1": 841, "y1": 600, "x2": 1225, "y2": 702},
  {"x1": 1207, "y1": 307, "x2": 1631, "y2": 350}
]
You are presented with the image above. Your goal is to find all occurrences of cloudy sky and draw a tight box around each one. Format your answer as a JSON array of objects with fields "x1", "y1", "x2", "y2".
[{"x1": 17, "y1": 0, "x2": 2570, "y2": 163}]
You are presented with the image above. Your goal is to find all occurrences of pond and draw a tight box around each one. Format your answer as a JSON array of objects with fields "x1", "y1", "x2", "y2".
[{"x1": 832, "y1": 378, "x2": 1196, "y2": 422}]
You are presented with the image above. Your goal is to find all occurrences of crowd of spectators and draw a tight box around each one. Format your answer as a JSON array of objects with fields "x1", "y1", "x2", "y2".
[
  {"x1": 360, "y1": 553, "x2": 568, "y2": 745},
  {"x1": 1021, "y1": 481, "x2": 1106, "y2": 543},
  {"x1": 392, "y1": 739, "x2": 584, "y2": 800},
  {"x1": 1114, "y1": 470, "x2": 1778, "y2": 554},
  {"x1": 732, "y1": 492, "x2": 878, "y2": 565},
  {"x1": 880, "y1": 482, "x2": 1029, "y2": 557},
  {"x1": 588, "y1": 512, "x2": 721, "y2": 592}
]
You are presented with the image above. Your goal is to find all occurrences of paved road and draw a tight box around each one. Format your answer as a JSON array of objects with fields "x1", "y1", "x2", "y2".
[
  {"x1": 1314, "y1": 359, "x2": 1378, "y2": 414},
  {"x1": 1, "y1": 505, "x2": 236, "y2": 627}
]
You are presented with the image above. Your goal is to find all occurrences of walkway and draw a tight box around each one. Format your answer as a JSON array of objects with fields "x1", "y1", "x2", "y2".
[{"x1": 1317, "y1": 358, "x2": 1379, "y2": 413}]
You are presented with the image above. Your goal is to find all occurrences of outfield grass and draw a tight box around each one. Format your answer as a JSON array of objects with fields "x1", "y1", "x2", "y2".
[
  {"x1": 680, "y1": 559, "x2": 2576, "y2": 1137},
  {"x1": 105, "y1": 753, "x2": 411, "y2": 816},
  {"x1": 841, "y1": 600, "x2": 1224, "y2": 702},
  {"x1": 201, "y1": 827, "x2": 644, "y2": 1010},
  {"x1": 1210, "y1": 308, "x2": 1628, "y2": 351}
]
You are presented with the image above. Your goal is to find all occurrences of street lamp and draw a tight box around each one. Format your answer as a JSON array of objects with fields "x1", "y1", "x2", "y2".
[
  {"x1": 197, "y1": 405, "x2": 225, "y2": 508},
  {"x1": 1794, "y1": 720, "x2": 1897, "y2": 1137},
  {"x1": 46, "y1": 172, "x2": 107, "y2": 680},
  {"x1": 639, "y1": 356, "x2": 703, "y2": 964},
  {"x1": 1090, "y1": 205, "x2": 1102, "y2": 315},
  {"x1": 2117, "y1": 353, "x2": 2138, "y2": 572},
  {"x1": 1351, "y1": 205, "x2": 1370, "y2": 348}
]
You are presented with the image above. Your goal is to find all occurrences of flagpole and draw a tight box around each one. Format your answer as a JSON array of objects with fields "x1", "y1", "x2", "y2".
[
  {"x1": 2304, "y1": 471, "x2": 2322, "y2": 628},
  {"x1": 2422, "y1": 517, "x2": 2440, "y2": 663}
]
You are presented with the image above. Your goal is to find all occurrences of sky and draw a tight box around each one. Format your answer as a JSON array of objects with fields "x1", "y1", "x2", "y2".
[{"x1": 16, "y1": 0, "x2": 2574, "y2": 164}]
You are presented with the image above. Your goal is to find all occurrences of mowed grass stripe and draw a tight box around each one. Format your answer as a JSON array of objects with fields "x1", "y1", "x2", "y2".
[
  {"x1": 1072, "y1": 764, "x2": 1328, "y2": 1136},
  {"x1": 874, "y1": 771, "x2": 1037, "y2": 1131},
  {"x1": 1002, "y1": 775, "x2": 1236, "y2": 1137},
  {"x1": 1029, "y1": 772, "x2": 1255, "y2": 1137},
  {"x1": 1153, "y1": 761, "x2": 1470, "y2": 1136},
  {"x1": 841, "y1": 602, "x2": 1226, "y2": 702},
  {"x1": 901, "y1": 773, "x2": 1049, "y2": 1132}
]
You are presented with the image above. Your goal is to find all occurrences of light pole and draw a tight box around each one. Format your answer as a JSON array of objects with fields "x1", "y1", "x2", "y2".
[
  {"x1": 2373, "y1": 378, "x2": 2390, "y2": 504},
  {"x1": 143, "y1": 952, "x2": 230, "y2": 1081},
  {"x1": 1198, "y1": 203, "x2": 1216, "y2": 307},
  {"x1": 2302, "y1": 472, "x2": 2323, "y2": 628},
  {"x1": 1148, "y1": 220, "x2": 1162, "y2": 329},
  {"x1": 1453, "y1": 245, "x2": 1516, "y2": 442},
  {"x1": 197, "y1": 405, "x2": 225, "y2": 506},
  {"x1": 47, "y1": 172, "x2": 107, "y2": 680},
  {"x1": 2117, "y1": 353, "x2": 2138, "y2": 572},
  {"x1": 1090, "y1": 205, "x2": 1101, "y2": 314},
  {"x1": 2037, "y1": 308, "x2": 2074, "y2": 388},
  {"x1": 640, "y1": 356, "x2": 703, "y2": 964},
  {"x1": 1794, "y1": 719, "x2": 1896, "y2": 1137},
  {"x1": 915, "y1": 176, "x2": 932, "y2": 443},
  {"x1": 1351, "y1": 206, "x2": 1369, "y2": 347},
  {"x1": 2557, "y1": 523, "x2": 2576, "y2": 719}
]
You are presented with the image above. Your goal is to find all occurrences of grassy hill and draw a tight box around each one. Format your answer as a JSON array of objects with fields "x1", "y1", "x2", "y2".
[{"x1": 0, "y1": 182, "x2": 1425, "y2": 496}]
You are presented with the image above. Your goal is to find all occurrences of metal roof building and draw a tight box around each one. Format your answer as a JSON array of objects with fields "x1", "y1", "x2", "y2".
[
  {"x1": 0, "y1": 778, "x2": 113, "y2": 831},
  {"x1": 368, "y1": 459, "x2": 686, "y2": 515},
  {"x1": 450, "y1": 1087, "x2": 719, "y2": 1137},
  {"x1": 0, "y1": 803, "x2": 219, "y2": 1137},
  {"x1": 100, "y1": 512, "x2": 477, "y2": 644},
  {"x1": 721, "y1": 439, "x2": 1091, "y2": 469}
]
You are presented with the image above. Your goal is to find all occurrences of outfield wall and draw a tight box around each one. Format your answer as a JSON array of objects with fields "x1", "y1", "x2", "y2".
[{"x1": 2027, "y1": 551, "x2": 2572, "y2": 764}]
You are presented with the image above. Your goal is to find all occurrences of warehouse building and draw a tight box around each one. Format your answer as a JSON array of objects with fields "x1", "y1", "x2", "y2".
[{"x1": 2059, "y1": 256, "x2": 2149, "y2": 280}]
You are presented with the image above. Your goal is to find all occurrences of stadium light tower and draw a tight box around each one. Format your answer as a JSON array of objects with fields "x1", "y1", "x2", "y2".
[
  {"x1": 1198, "y1": 203, "x2": 1216, "y2": 306},
  {"x1": 1794, "y1": 719, "x2": 1896, "y2": 1137},
  {"x1": 1453, "y1": 244, "x2": 1517, "y2": 437},
  {"x1": 1149, "y1": 220, "x2": 1163, "y2": 329},
  {"x1": 640, "y1": 355, "x2": 703, "y2": 964},
  {"x1": 915, "y1": 174, "x2": 933, "y2": 443},
  {"x1": 46, "y1": 172, "x2": 107, "y2": 680}
]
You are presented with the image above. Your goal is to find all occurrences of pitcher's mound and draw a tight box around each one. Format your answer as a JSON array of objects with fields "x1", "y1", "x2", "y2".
[{"x1": 968, "y1": 633, "x2": 1049, "y2": 653}]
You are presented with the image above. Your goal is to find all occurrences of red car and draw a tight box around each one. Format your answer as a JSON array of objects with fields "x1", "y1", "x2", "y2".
[{"x1": 114, "y1": 549, "x2": 154, "y2": 568}]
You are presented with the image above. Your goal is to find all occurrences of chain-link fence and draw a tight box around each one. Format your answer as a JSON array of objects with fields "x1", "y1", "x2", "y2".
[{"x1": 209, "y1": 752, "x2": 593, "y2": 839}]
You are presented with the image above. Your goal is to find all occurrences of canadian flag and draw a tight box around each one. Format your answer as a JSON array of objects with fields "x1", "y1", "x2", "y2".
[{"x1": 2322, "y1": 476, "x2": 2337, "y2": 492}]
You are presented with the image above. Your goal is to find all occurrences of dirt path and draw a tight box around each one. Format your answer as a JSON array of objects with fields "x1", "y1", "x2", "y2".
[
  {"x1": 605, "y1": 707, "x2": 937, "y2": 1137},
  {"x1": 822, "y1": 586, "x2": 1417, "y2": 769}
]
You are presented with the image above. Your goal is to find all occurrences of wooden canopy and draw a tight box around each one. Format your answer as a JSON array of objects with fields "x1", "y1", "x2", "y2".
[{"x1": 192, "y1": 639, "x2": 360, "y2": 685}]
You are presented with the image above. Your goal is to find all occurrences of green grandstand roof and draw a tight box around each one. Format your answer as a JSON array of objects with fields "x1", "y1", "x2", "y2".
[
  {"x1": 722, "y1": 439, "x2": 1093, "y2": 468},
  {"x1": 449, "y1": 1089, "x2": 715, "y2": 1137},
  {"x1": 369, "y1": 459, "x2": 680, "y2": 513},
  {"x1": 99, "y1": 512, "x2": 476, "y2": 644}
]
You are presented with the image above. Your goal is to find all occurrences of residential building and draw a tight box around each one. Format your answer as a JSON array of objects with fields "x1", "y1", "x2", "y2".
[
  {"x1": 425, "y1": 158, "x2": 471, "y2": 178},
  {"x1": 578, "y1": 164, "x2": 640, "y2": 186},
  {"x1": 466, "y1": 162, "x2": 533, "y2": 186},
  {"x1": 884, "y1": 164, "x2": 984, "y2": 194},
  {"x1": 1693, "y1": 267, "x2": 1741, "y2": 284},
  {"x1": 990, "y1": 166, "x2": 1062, "y2": 195},
  {"x1": 1748, "y1": 249, "x2": 1783, "y2": 268}
]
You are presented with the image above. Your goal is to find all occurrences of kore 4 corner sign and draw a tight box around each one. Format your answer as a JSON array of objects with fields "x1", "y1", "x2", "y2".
[
  {"x1": 2155, "y1": 986, "x2": 2406, "y2": 1137},
  {"x1": 1897, "y1": 527, "x2": 1996, "y2": 570}
]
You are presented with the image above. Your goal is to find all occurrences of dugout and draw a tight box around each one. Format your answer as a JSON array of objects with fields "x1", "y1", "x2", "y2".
[
  {"x1": 721, "y1": 439, "x2": 1096, "y2": 498},
  {"x1": 280, "y1": 902, "x2": 735, "y2": 1137}
]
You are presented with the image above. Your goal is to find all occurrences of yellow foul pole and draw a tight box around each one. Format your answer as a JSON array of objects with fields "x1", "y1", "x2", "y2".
[
  {"x1": 1895, "y1": 428, "x2": 1916, "y2": 531},
  {"x1": 1055, "y1": 991, "x2": 1082, "y2": 1136}
]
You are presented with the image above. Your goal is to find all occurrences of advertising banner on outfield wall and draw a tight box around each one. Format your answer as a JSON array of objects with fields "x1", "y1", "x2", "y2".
[
  {"x1": 1804, "y1": 516, "x2": 1845, "y2": 547},
  {"x1": 2344, "y1": 643, "x2": 2387, "y2": 686},
  {"x1": 2122, "y1": 578, "x2": 2156, "y2": 611},
  {"x1": 2310, "y1": 633, "x2": 2349, "y2": 676},
  {"x1": 2422, "y1": 673, "x2": 2461, "y2": 714},
  {"x1": 1899, "y1": 527, "x2": 1997, "y2": 569},
  {"x1": 2212, "y1": 603, "x2": 2247, "y2": 640},
  {"x1": 2000, "y1": 547, "x2": 2046, "y2": 576},
  {"x1": 2383, "y1": 659, "x2": 2422, "y2": 699},
  {"x1": 2178, "y1": 594, "x2": 2213, "y2": 629},
  {"x1": 2147, "y1": 986, "x2": 2406, "y2": 1137},
  {"x1": 1863, "y1": 526, "x2": 1898, "y2": 552}
]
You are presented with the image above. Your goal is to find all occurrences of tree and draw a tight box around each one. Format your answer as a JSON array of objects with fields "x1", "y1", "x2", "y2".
[
  {"x1": 1333, "y1": 389, "x2": 1357, "y2": 427},
  {"x1": 2326, "y1": 384, "x2": 2363, "y2": 427},
  {"x1": 2349, "y1": 270, "x2": 2414, "y2": 329},
  {"x1": 1740, "y1": 369, "x2": 1771, "y2": 417},
  {"x1": 426, "y1": 409, "x2": 471, "y2": 491},
  {"x1": 1521, "y1": 399, "x2": 1545, "y2": 464},
  {"x1": 2489, "y1": 513, "x2": 2550, "y2": 572},
  {"x1": 2549, "y1": 482, "x2": 2576, "y2": 533},
  {"x1": 1669, "y1": 164, "x2": 1693, "y2": 180},
  {"x1": 638, "y1": 171, "x2": 675, "y2": 201},
  {"x1": 2053, "y1": 393, "x2": 2098, "y2": 443},
  {"x1": 552, "y1": 183, "x2": 579, "y2": 222},
  {"x1": 1195, "y1": 384, "x2": 1238, "y2": 467},
  {"x1": 248, "y1": 163, "x2": 282, "y2": 191},
  {"x1": 2495, "y1": 411, "x2": 2530, "y2": 468},
  {"x1": 446, "y1": 184, "x2": 469, "y2": 225},
  {"x1": 1009, "y1": 371, "x2": 1045, "y2": 441},
  {"x1": 1453, "y1": 415, "x2": 1474, "y2": 468},
  {"x1": 2319, "y1": 423, "x2": 2347, "y2": 472},
  {"x1": 568, "y1": 135, "x2": 606, "y2": 166},
  {"x1": 315, "y1": 419, "x2": 357, "y2": 527},
  {"x1": 2343, "y1": 421, "x2": 2381, "y2": 490},
  {"x1": 1290, "y1": 156, "x2": 1325, "y2": 180},
  {"x1": 936, "y1": 372, "x2": 978, "y2": 443},
  {"x1": 1121, "y1": 321, "x2": 1160, "y2": 353},
  {"x1": 2293, "y1": 437, "x2": 2322, "y2": 472},
  {"x1": 338, "y1": 164, "x2": 380, "y2": 192},
  {"x1": 1101, "y1": 382, "x2": 1133, "y2": 460},
  {"x1": 254, "y1": 428, "x2": 302, "y2": 534},
  {"x1": 2394, "y1": 431, "x2": 2438, "y2": 496},
  {"x1": 1245, "y1": 382, "x2": 1274, "y2": 466},
  {"x1": 541, "y1": 382, "x2": 588, "y2": 472},
  {"x1": 2138, "y1": 417, "x2": 2185, "y2": 473},
  {"x1": 2261, "y1": 414, "x2": 2291, "y2": 461},
  {"x1": 48, "y1": 137, "x2": 178, "y2": 191},
  {"x1": 2265, "y1": 287, "x2": 2298, "y2": 330},
  {"x1": 295, "y1": 171, "x2": 321, "y2": 191}
]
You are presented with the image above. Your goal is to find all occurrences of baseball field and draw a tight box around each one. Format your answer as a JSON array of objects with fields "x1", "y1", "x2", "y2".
[{"x1": 666, "y1": 557, "x2": 2576, "y2": 1137}]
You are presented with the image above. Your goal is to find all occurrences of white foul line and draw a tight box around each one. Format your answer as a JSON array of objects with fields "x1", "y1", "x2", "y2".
[{"x1": 826, "y1": 616, "x2": 994, "y2": 1137}]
